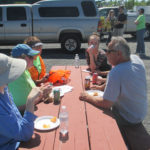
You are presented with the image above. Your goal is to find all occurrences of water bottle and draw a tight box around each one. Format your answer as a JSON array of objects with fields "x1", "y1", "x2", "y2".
[
  {"x1": 59, "y1": 105, "x2": 69, "y2": 142},
  {"x1": 74, "y1": 54, "x2": 80, "y2": 68}
]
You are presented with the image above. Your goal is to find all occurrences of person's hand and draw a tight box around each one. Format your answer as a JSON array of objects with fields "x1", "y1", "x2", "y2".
[
  {"x1": 44, "y1": 73, "x2": 49, "y2": 79},
  {"x1": 26, "y1": 87, "x2": 43, "y2": 113},
  {"x1": 90, "y1": 85, "x2": 100, "y2": 90},
  {"x1": 97, "y1": 77, "x2": 106, "y2": 85},
  {"x1": 40, "y1": 82, "x2": 52, "y2": 100},
  {"x1": 41, "y1": 73, "x2": 50, "y2": 83},
  {"x1": 79, "y1": 92, "x2": 92, "y2": 102},
  {"x1": 91, "y1": 84, "x2": 105, "y2": 91},
  {"x1": 86, "y1": 45, "x2": 95, "y2": 54},
  {"x1": 27, "y1": 87, "x2": 42, "y2": 103}
]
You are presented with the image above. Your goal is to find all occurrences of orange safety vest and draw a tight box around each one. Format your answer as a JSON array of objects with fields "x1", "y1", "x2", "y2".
[{"x1": 28, "y1": 55, "x2": 46, "y2": 81}]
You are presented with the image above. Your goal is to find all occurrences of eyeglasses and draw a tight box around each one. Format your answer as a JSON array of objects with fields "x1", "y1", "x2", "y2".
[{"x1": 105, "y1": 49, "x2": 116, "y2": 54}]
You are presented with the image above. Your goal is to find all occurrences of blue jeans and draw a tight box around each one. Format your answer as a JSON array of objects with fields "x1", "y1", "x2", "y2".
[
  {"x1": 136, "y1": 29, "x2": 145, "y2": 54},
  {"x1": 106, "y1": 32, "x2": 112, "y2": 45}
]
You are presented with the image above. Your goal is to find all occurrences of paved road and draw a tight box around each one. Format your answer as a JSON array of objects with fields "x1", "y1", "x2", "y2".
[{"x1": 0, "y1": 34, "x2": 150, "y2": 134}]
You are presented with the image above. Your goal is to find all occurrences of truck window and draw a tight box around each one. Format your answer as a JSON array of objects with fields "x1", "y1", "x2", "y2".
[
  {"x1": 7, "y1": 7, "x2": 27, "y2": 21},
  {"x1": 99, "y1": 9, "x2": 108, "y2": 17},
  {"x1": 81, "y1": 1, "x2": 97, "y2": 17},
  {"x1": 0, "y1": 7, "x2": 2, "y2": 21},
  {"x1": 39, "y1": 7, "x2": 79, "y2": 17}
]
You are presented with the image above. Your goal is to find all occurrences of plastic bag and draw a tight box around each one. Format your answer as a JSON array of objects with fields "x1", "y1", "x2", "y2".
[{"x1": 48, "y1": 70, "x2": 71, "y2": 84}]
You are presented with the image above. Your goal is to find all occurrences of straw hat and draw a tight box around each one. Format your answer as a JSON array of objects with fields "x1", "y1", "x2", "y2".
[{"x1": 0, "y1": 53, "x2": 26, "y2": 86}]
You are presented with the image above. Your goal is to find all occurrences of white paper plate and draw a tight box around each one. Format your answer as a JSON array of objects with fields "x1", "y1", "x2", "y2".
[
  {"x1": 34, "y1": 116, "x2": 60, "y2": 131},
  {"x1": 86, "y1": 90, "x2": 104, "y2": 97},
  {"x1": 82, "y1": 69, "x2": 91, "y2": 73}
]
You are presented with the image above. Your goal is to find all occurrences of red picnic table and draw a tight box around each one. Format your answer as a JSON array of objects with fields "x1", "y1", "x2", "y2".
[{"x1": 19, "y1": 65, "x2": 127, "y2": 150}]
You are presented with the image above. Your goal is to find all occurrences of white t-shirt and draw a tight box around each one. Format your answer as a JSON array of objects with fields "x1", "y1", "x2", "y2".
[{"x1": 103, "y1": 55, "x2": 147, "y2": 123}]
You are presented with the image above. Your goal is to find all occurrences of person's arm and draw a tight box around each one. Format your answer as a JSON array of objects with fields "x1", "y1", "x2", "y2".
[
  {"x1": 91, "y1": 83, "x2": 106, "y2": 91},
  {"x1": 121, "y1": 15, "x2": 127, "y2": 24},
  {"x1": 86, "y1": 47, "x2": 97, "y2": 72},
  {"x1": 96, "y1": 70, "x2": 110, "y2": 76},
  {"x1": 0, "y1": 109, "x2": 36, "y2": 142},
  {"x1": 134, "y1": 16, "x2": 140, "y2": 25},
  {"x1": 79, "y1": 92, "x2": 113, "y2": 109},
  {"x1": 118, "y1": 19, "x2": 127, "y2": 25},
  {"x1": 25, "y1": 86, "x2": 42, "y2": 113},
  {"x1": 0, "y1": 87, "x2": 41, "y2": 142},
  {"x1": 34, "y1": 74, "x2": 49, "y2": 85},
  {"x1": 97, "y1": 77, "x2": 107, "y2": 85},
  {"x1": 89, "y1": 53, "x2": 96, "y2": 72},
  {"x1": 134, "y1": 20, "x2": 139, "y2": 25},
  {"x1": 0, "y1": 85, "x2": 51, "y2": 142},
  {"x1": 116, "y1": 14, "x2": 127, "y2": 25},
  {"x1": 26, "y1": 83, "x2": 52, "y2": 113}
]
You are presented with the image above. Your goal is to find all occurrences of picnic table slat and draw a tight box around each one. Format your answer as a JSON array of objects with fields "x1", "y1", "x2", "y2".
[
  {"x1": 19, "y1": 66, "x2": 66, "y2": 150},
  {"x1": 80, "y1": 66, "x2": 127, "y2": 150},
  {"x1": 53, "y1": 66, "x2": 90, "y2": 150}
]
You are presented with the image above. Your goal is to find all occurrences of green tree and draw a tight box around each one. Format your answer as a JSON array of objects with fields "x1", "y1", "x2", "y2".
[{"x1": 146, "y1": 0, "x2": 150, "y2": 5}]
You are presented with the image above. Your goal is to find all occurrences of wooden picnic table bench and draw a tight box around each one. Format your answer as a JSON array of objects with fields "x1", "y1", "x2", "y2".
[{"x1": 19, "y1": 65, "x2": 127, "y2": 150}]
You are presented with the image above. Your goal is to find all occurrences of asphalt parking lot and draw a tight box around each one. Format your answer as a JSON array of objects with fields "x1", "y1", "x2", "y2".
[{"x1": 0, "y1": 34, "x2": 150, "y2": 134}]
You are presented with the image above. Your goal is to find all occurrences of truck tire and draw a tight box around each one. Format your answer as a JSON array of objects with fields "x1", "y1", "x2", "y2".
[
  {"x1": 131, "y1": 33, "x2": 136, "y2": 38},
  {"x1": 61, "y1": 35, "x2": 81, "y2": 52}
]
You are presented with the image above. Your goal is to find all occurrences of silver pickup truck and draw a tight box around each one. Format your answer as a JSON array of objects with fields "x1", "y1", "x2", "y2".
[
  {"x1": 98, "y1": 7, "x2": 150, "y2": 39},
  {"x1": 0, "y1": 0, "x2": 99, "y2": 52}
]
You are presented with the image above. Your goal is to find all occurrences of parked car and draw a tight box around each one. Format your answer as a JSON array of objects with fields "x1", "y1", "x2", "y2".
[
  {"x1": 0, "y1": 0, "x2": 99, "y2": 52},
  {"x1": 98, "y1": 6, "x2": 150, "y2": 39}
]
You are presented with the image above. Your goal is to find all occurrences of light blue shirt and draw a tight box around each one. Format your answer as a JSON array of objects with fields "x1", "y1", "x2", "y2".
[
  {"x1": 103, "y1": 55, "x2": 147, "y2": 123},
  {"x1": 0, "y1": 87, "x2": 36, "y2": 150}
]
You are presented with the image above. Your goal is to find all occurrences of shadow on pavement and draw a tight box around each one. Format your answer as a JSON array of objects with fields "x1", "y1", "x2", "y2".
[
  {"x1": 0, "y1": 49, "x2": 11, "y2": 56},
  {"x1": 42, "y1": 48, "x2": 86, "y2": 59}
]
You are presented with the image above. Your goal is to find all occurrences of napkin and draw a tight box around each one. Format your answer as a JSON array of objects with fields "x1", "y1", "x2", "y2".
[{"x1": 53, "y1": 85, "x2": 73, "y2": 95}]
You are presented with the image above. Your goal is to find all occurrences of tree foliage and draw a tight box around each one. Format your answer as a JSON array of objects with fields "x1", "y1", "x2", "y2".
[{"x1": 96, "y1": 0, "x2": 149, "y2": 10}]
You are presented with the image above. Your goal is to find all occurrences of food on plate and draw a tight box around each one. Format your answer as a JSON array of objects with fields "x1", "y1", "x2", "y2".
[
  {"x1": 93, "y1": 92, "x2": 98, "y2": 96},
  {"x1": 43, "y1": 124, "x2": 50, "y2": 128},
  {"x1": 50, "y1": 116, "x2": 57, "y2": 123}
]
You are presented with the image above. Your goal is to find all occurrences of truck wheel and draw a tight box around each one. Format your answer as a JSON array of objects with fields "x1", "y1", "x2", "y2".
[
  {"x1": 61, "y1": 35, "x2": 81, "y2": 52},
  {"x1": 144, "y1": 28, "x2": 150, "y2": 39}
]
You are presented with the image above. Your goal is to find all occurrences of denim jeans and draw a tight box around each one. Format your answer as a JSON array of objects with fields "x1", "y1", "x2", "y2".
[
  {"x1": 136, "y1": 28, "x2": 145, "y2": 54},
  {"x1": 106, "y1": 32, "x2": 112, "y2": 45}
]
